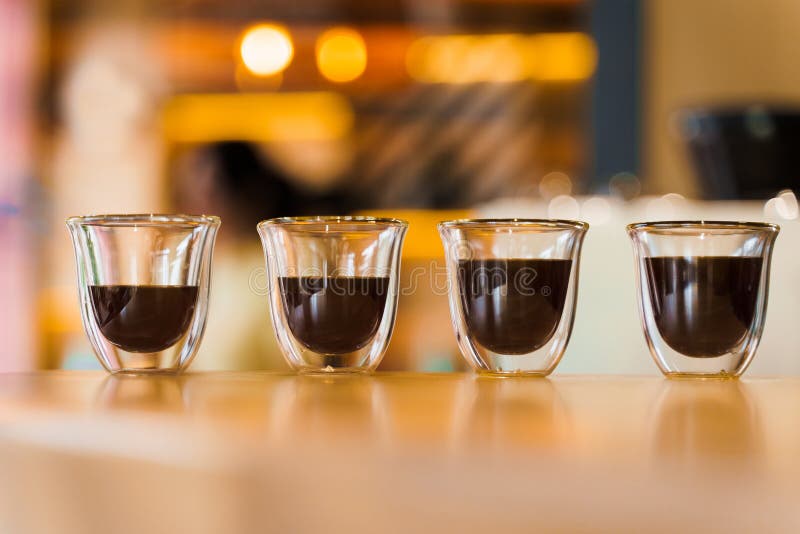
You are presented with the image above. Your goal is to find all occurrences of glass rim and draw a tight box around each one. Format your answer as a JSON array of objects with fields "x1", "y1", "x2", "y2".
[
  {"x1": 66, "y1": 213, "x2": 221, "y2": 227},
  {"x1": 438, "y1": 218, "x2": 589, "y2": 231},
  {"x1": 627, "y1": 220, "x2": 779, "y2": 233},
  {"x1": 258, "y1": 215, "x2": 408, "y2": 229}
]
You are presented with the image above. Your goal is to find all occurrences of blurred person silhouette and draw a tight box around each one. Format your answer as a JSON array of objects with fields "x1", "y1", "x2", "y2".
[{"x1": 172, "y1": 141, "x2": 349, "y2": 370}]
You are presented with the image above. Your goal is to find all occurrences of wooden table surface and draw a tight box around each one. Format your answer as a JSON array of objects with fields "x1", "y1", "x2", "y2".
[{"x1": 0, "y1": 371, "x2": 798, "y2": 533}]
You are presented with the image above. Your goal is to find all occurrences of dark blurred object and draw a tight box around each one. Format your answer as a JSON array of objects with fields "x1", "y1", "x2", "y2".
[
  {"x1": 173, "y1": 141, "x2": 351, "y2": 234},
  {"x1": 680, "y1": 106, "x2": 800, "y2": 200}
]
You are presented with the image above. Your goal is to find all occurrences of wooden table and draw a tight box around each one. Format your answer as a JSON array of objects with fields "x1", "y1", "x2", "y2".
[{"x1": 0, "y1": 372, "x2": 798, "y2": 533}]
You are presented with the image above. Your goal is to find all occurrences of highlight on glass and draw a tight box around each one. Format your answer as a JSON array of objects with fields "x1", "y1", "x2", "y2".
[
  {"x1": 67, "y1": 214, "x2": 220, "y2": 374},
  {"x1": 438, "y1": 219, "x2": 588, "y2": 376},
  {"x1": 258, "y1": 216, "x2": 408, "y2": 373},
  {"x1": 627, "y1": 221, "x2": 779, "y2": 378}
]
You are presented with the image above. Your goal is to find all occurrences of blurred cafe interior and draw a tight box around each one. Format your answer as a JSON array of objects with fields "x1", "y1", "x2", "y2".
[{"x1": 3, "y1": 0, "x2": 800, "y2": 375}]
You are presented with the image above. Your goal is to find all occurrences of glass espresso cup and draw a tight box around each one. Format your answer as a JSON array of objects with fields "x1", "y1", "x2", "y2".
[
  {"x1": 67, "y1": 214, "x2": 220, "y2": 374},
  {"x1": 627, "y1": 221, "x2": 779, "y2": 378},
  {"x1": 258, "y1": 216, "x2": 407, "y2": 373},
  {"x1": 438, "y1": 219, "x2": 588, "y2": 376}
]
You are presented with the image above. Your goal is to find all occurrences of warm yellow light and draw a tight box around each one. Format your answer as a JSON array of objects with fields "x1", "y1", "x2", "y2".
[
  {"x1": 530, "y1": 32, "x2": 597, "y2": 81},
  {"x1": 239, "y1": 23, "x2": 294, "y2": 76},
  {"x1": 162, "y1": 93, "x2": 354, "y2": 143},
  {"x1": 358, "y1": 210, "x2": 474, "y2": 260},
  {"x1": 407, "y1": 35, "x2": 485, "y2": 83},
  {"x1": 406, "y1": 33, "x2": 531, "y2": 84},
  {"x1": 405, "y1": 32, "x2": 597, "y2": 84},
  {"x1": 316, "y1": 27, "x2": 368, "y2": 83},
  {"x1": 405, "y1": 37, "x2": 433, "y2": 82}
]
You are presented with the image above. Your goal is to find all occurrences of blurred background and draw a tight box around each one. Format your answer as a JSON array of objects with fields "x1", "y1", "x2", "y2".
[{"x1": 2, "y1": 0, "x2": 800, "y2": 374}]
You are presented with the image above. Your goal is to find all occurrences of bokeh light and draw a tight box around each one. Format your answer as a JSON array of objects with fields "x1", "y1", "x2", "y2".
[
  {"x1": 548, "y1": 195, "x2": 580, "y2": 219},
  {"x1": 531, "y1": 32, "x2": 597, "y2": 81},
  {"x1": 406, "y1": 32, "x2": 595, "y2": 84},
  {"x1": 581, "y1": 196, "x2": 612, "y2": 225},
  {"x1": 539, "y1": 171, "x2": 573, "y2": 199},
  {"x1": 239, "y1": 23, "x2": 294, "y2": 76},
  {"x1": 765, "y1": 189, "x2": 799, "y2": 220},
  {"x1": 661, "y1": 192, "x2": 687, "y2": 211},
  {"x1": 645, "y1": 195, "x2": 678, "y2": 220},
  {"x1": 162, "y1": 92, "x2": 354, "y2": 143},
  {"x1": 609, "y1": 172, "x2": 641, "y2": 200},
  {"x1": 316, "y1": 27, "x2": 367, "y2": 83}
]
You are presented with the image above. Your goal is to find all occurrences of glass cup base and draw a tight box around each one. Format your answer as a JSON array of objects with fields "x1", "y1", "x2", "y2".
[
  {"x1": 296, "y1": 365, "x2": 373, "y2": 375},
  {"x1": 650, "y1": 349, "x2": 752, "y2": 379},
  {"x1": 109, "y1": 367, "x2": 182, "y2": 376},
  {"x1": 101, "y1": 347, "x2": 184, "y2": 374},
  {"x1": 477, "y1": 369, "x2": 552, "y2": 378},
  {"x1": 663, "y1": 371, "x2": 741, "y2": 380},
  {"x1": 289, "y1": 350, "x2": 379, "y2": 374},
  {"x1": 471, "y1": 351, "x2": 561, "y2": 376}
]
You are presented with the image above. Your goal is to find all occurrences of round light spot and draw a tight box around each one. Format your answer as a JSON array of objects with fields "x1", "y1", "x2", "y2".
[{"x1": 240, "y1": 24, "x2": 294, "y2": 76}]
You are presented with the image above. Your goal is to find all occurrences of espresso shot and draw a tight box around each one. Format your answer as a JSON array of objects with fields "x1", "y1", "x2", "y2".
[
  {"x1": 439, "y1": 219, "x2": 587, "y2": 375},
  {"x1": 68, "y1": 214, "x2": 219, "y2": 373},
  {"x1": 628, "y1": 221, "x2": 778, "y2": 378},
  {"x1": 279, "y1": 276, "x2": 390, "y2": 355},
  {"x1": 644, "y1": 256, "x2": 762, "y2": 357},
  {"x1": 457, "y1": 258, "x2": 572, "y2": 354},
  {"x1": 259, "y1": 217, "x2": 407, "y2": 373},
  {"x1": 89, "y1": 285, "x2": 199, "y2": 353}
]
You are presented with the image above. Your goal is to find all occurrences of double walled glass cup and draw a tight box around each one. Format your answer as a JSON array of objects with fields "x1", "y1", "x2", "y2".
[
  {"x1": 67, "y1": 214, "x2": 220, "y2": 374},
  {"x1": 438, "y1": 219, "x2": 588, "y2": 376},
  {"x1": 258, "y1": 216, "x2": 407, "y2": 373},
  {"x1": 627, "y1": 221, "x2": 779, "y2": 378}
]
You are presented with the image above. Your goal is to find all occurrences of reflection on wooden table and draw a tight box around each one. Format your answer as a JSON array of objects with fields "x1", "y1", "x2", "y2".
[{"x1": 0, "y1": 372, "x2": 799, "y2": 532}]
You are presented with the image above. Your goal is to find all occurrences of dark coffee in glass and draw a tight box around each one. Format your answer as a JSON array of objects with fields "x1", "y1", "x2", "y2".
[
  {"x1": 644, "y1": 257, "x2": 762, "y2": 358},
  {"x1": 457, "y1": 259, "x2": 572, "y2": 354},
  {"x1": 90, "y1": 285, "x2": 199, "y2": 353},
  {"x1": 279, "y1": 276, "x2": 389, "y2": 354}
]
